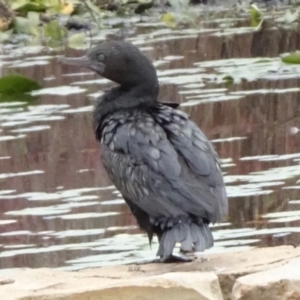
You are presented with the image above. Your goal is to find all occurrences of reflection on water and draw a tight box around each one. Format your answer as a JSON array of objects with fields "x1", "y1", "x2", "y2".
[{"x1": 1, "y1": 18, "x2": 300, "y2": 271}]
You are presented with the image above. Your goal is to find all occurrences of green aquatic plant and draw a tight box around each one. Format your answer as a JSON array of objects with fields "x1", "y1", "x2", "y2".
[
  {"x1": 250, "y1": 4, "x2": 263, "y2": 29},
  {"x1": 281, "y1": 51, "x2": 300, "y2": 64},
  {"x1": 160, "y1": 12, "x2": 176, "y2": 28},
  {"x1": 0, "y1": 74, "x2": 41, "y2": 94},
  {"x1": 0, "y1": 74, "x2": 41, "y2": 103},
  {"x1": 8, "y1": 0, "x2": 76, "y2": 14}
]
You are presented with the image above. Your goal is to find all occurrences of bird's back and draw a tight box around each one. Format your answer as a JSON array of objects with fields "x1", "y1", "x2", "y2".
[{"x1": 150, "y1": 103, "x2": 228, "y2": 222}]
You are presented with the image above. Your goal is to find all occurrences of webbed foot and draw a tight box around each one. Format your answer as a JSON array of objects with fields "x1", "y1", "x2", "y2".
[
  {"x1": 127, "y1": 254, "x2": 195, "y2": 265},
  {"x1": 162, "y1": 254, "x2": 195, "y2": 263}
]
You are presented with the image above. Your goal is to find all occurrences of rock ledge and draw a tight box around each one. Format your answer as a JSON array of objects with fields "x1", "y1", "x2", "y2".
[{"x1": 1, "y1": 246, "x2": 300, "y2": 300}]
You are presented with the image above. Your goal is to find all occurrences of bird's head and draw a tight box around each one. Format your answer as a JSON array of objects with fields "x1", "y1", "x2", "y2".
[{"x1": 59, "y1": 41, "x2": 158, "y2": 92}]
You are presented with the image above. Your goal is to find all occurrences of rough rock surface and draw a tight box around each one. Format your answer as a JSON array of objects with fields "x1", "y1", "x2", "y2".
[
  {"x1": 1, "y1": 246, "x2": 300, "y2": 300},
  {"x1": 232, "y1": 257, "x2": 300, "y2": 300}
]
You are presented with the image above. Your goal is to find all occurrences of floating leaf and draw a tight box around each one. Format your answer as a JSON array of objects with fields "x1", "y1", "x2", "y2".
[
  {"x1": 250, "y1": 4, "x2": 263, "y2": 28},
  {"x1": 281, "y1": 51, "x2": 300, "y2": 64},
  {"x1": 160, "y1": 13, "x2": 176, "y2": 28},
  {"x1": 285, "y1": 9, "x2": 299, "y2": 24},
  {"x1": 14, "y1": 16, "x2": 39, "y2": 35},
  {"x1": 12, "y1": 0, "x2": 47, "y2": 13},
  {"x1": 0, "y1": 74, "x2": 41, "y2": 94},
  {"x1": 27, "y1": 11, "x2": 40, "y2": 25},
  {"x1": 68, "y1": 32, "x2": 86, "y2": 49},
  {"x1": 10, "y1": 0, "x2": 28, "y2": 11},
  {"x1": 0, "y1": 29, "x2": 13, "y2": 42},
  {"x1": 223, "y1": 75, "x2": 234, "y2": 85},
  {"x1": 14, "y1": 16, "x2": 27, "y2": 33},
  {"x1": 45, "y1": 20, "x2": 67, "y2": 41}
]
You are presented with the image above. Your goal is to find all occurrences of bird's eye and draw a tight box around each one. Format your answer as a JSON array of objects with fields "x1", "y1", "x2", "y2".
[{"x1": 98, "y1": 54, "x2": 105, "y2": 61}]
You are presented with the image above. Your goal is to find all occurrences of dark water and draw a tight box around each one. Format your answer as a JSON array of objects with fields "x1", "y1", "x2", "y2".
[{"x1": 1, "y1": 14, "x2": 300, "y2": 272}]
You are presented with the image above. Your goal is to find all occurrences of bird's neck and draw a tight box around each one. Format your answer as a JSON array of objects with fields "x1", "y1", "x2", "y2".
[{"x1": 93, "y1": 82, "x2": 159, "y2": 132}]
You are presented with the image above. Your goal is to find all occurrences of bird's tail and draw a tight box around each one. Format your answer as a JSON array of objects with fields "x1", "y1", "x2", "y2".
[{"x1": 156, "y1": 221, "x2": 213, "y2": 261}]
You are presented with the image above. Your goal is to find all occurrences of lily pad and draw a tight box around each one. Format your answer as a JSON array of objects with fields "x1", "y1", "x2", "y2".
[
  {"x1": 0, "y1": 30, "x2": 13, "y2": 42},
  {"x1": 0, "y1": 74, "x2": 41, "y2": 94},
  {"x1": 14, "y1": 15, "x2": 39, "y2": 35},
  {"x1": 250, "y1": 4, "x2": 263, "y2": 28},
  {"x1": 223, "y1": 75, "x2": 234, "y2": 85},
  {"x1": 281, "y1": 51, "x2": 300, "y2": 64},
  {"x1": 160, "y1": 13, "x2": 176, "y2": 28},
  {"x1": 10, "y1": 0, "x2": 28, "y2": 11},
  {"x1": 285, "y1": 9, "x2": 299, "y2": 24},
  {"x1": 68, "y1": 32, "x2": 86, "y2": 49},
  {"x1": 45, "y1": 20, "x2": 67, "y2": 41},
  {"x1": 12, "y1": 0, "x2": 48, "y2": 13}
]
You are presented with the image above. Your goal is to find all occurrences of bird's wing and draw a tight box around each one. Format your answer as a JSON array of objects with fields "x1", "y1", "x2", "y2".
[
  {"x1": 101, "y1": 109, "x2": 226, "y2": 222},
  {"x1": 152, "y1": 104, "x2": 228, "y2": 221}
]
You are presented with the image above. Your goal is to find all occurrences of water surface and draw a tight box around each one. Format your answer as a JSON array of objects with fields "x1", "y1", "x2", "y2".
[{"x1": 1, "y1": 14, "x2": 300, "y2": 271}]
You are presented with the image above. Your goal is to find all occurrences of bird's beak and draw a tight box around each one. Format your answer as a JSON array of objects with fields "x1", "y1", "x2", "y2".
[{"x1": 58, "y1": 55, "x2": 105, "y2": 74}]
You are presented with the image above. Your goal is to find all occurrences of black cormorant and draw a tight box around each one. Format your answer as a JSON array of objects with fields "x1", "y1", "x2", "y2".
[{"x1": 59, "y1": 41, "x2": 228, "y2": 262}]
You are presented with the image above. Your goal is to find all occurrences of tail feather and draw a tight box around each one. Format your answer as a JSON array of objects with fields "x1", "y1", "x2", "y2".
[
  {"x1": 157, "y1": 230, "x2": 176, "y2": 259},
  {"x1": 173, "y1": 222, "x2": 187, "y2": 242},
  {"x1": 156, "y1": 221, "x2": 213, "y2": 261},
  {"x1": 191, "y1": 222, "x2": 213, "y2": 251}
]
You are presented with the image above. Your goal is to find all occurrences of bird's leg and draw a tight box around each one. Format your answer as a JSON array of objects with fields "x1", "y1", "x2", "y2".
[
  {"x1": 162, "y1": 254, "x2": 193, "y2": 263},
  {"x1": 132, "y1": 255, "x2": 192, "y2": 265}
]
